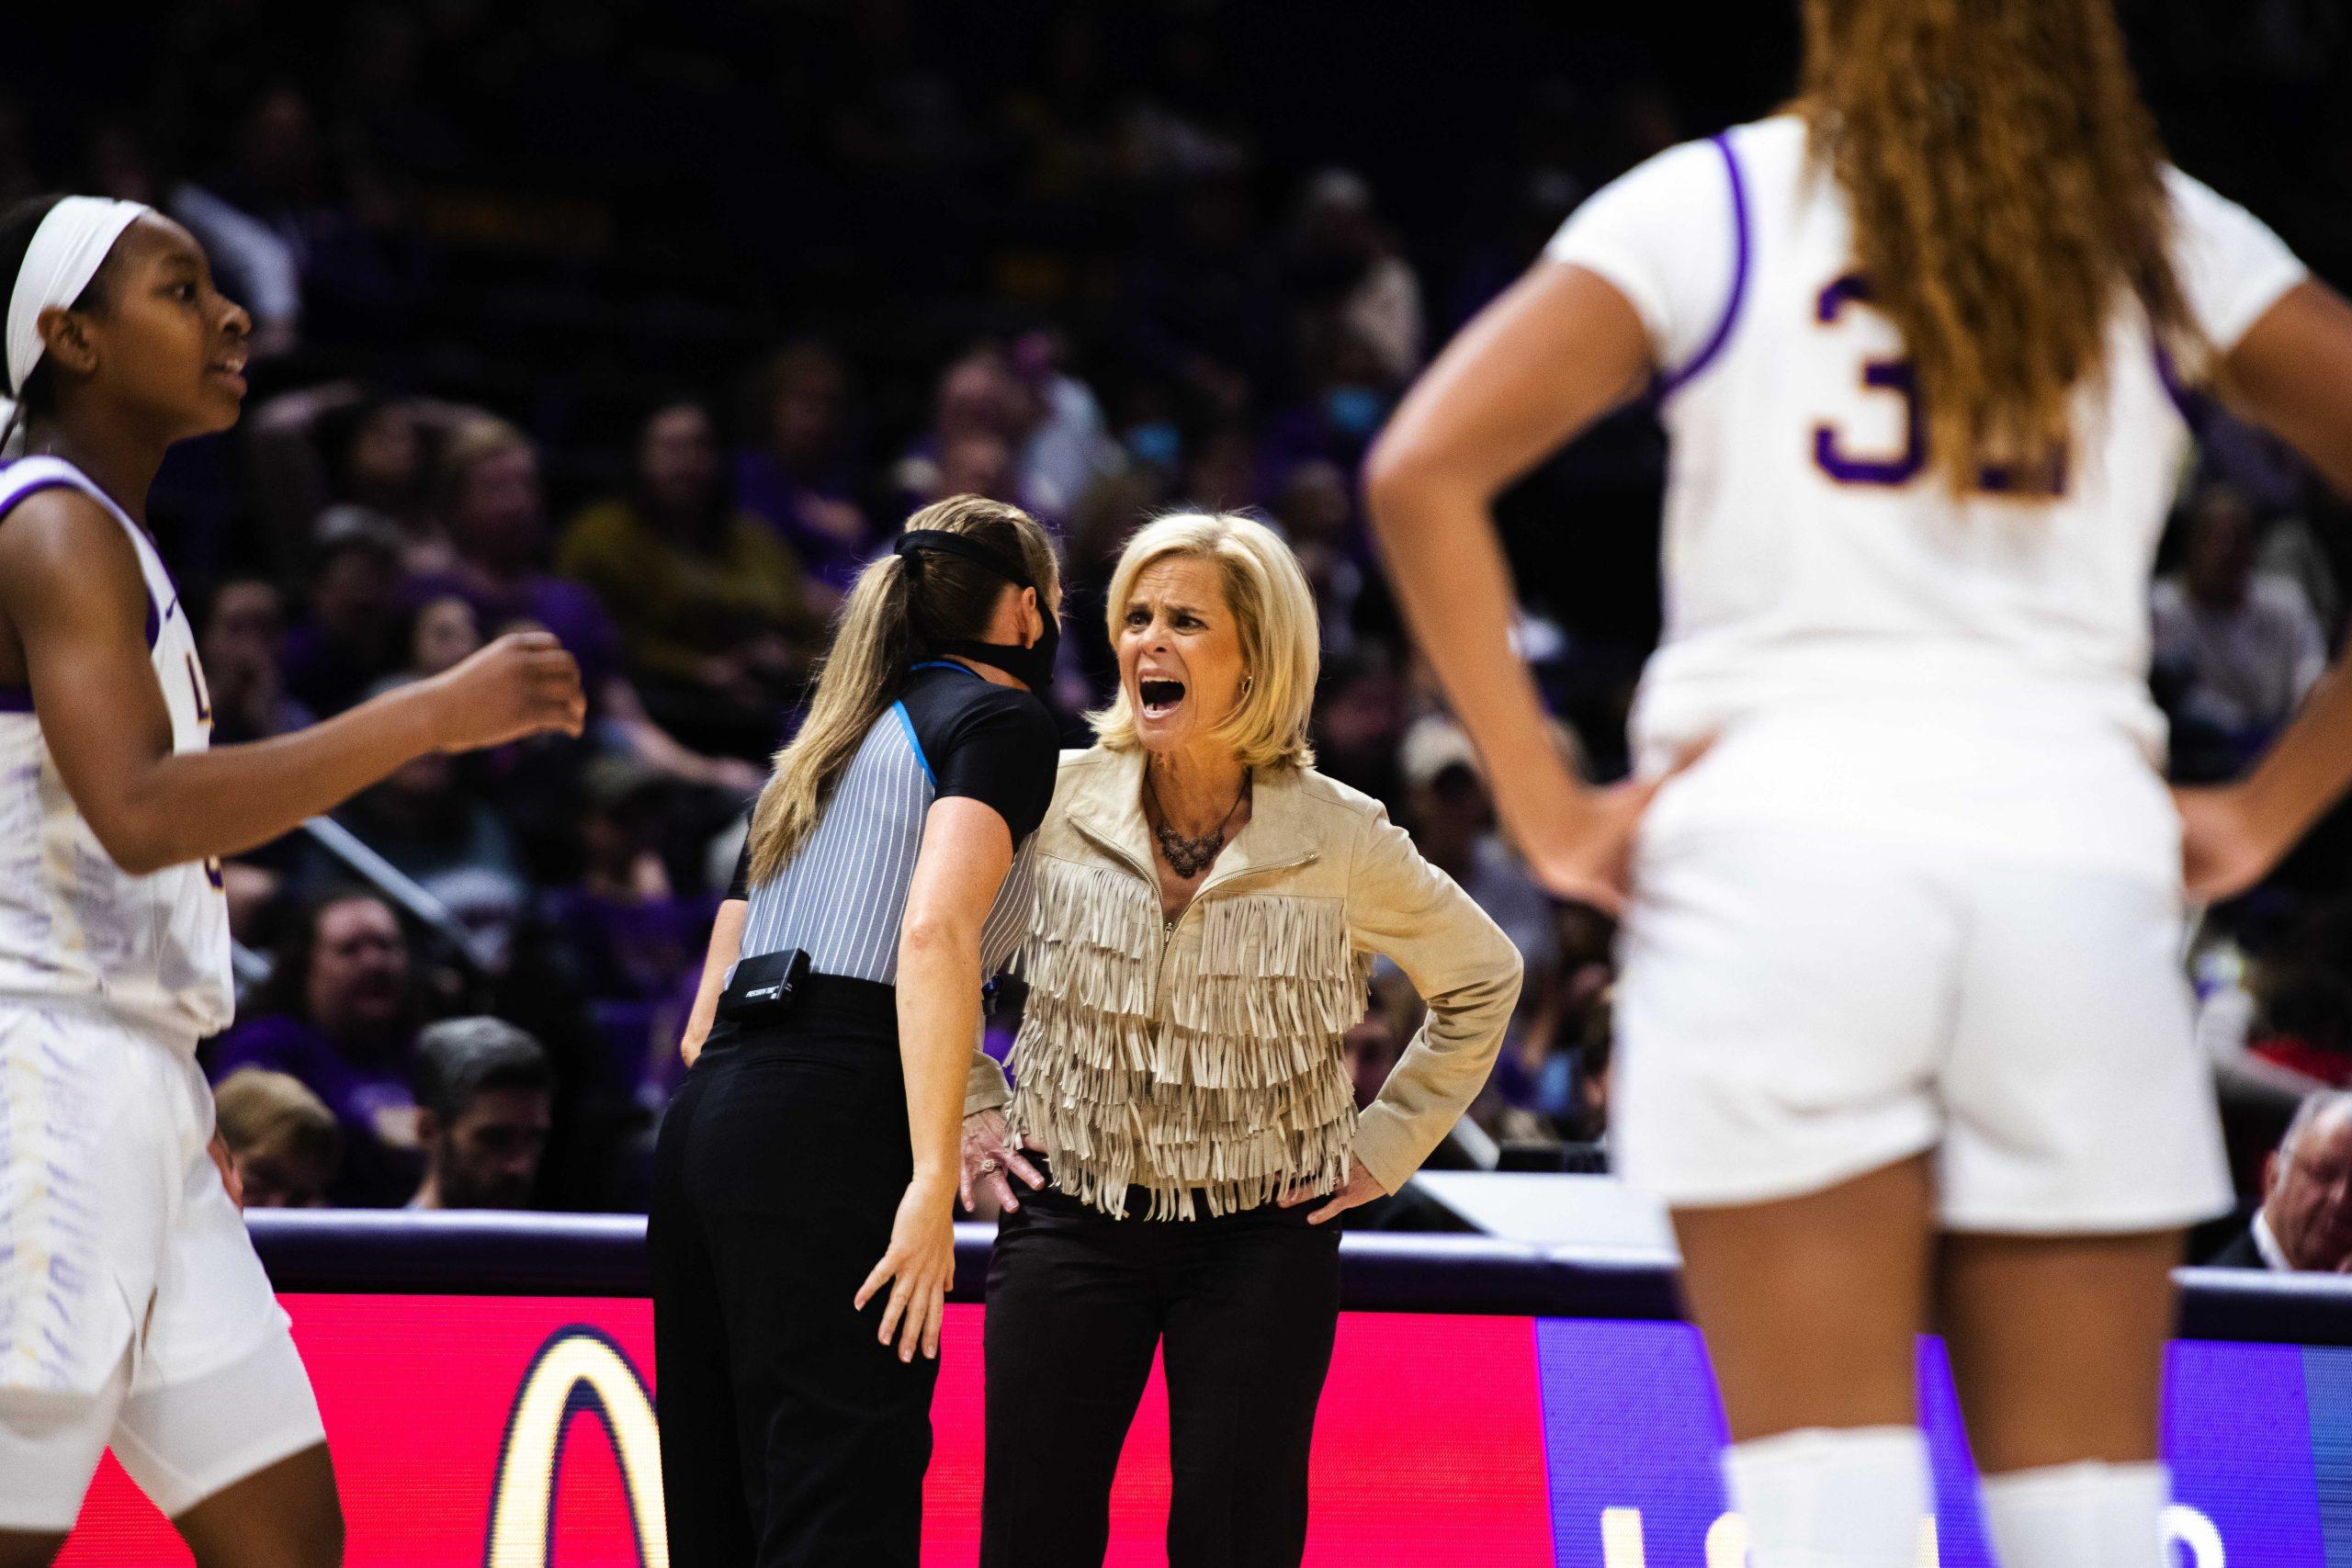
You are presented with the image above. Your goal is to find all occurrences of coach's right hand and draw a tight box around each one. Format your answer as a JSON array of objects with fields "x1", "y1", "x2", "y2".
[{"x1": 426, "y1": 631, "x2": 587, "y2": 751}]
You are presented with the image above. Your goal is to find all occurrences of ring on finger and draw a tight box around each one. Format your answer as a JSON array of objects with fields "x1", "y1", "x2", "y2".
[{"x1": 978, "y1": 1156, "x2": 999, "y2": 1174}]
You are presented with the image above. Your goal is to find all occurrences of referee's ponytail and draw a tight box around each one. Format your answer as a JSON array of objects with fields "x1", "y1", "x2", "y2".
[{"x1": 747, "y1": 493, "x2": 1058, "y2": 885}]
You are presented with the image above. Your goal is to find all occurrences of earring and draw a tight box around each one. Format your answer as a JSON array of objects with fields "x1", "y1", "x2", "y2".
[{"x1": 1240, "y1": 673, "x2": 1255, "y2": 694}]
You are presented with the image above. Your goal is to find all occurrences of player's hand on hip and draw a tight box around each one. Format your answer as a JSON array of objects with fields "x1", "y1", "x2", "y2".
[
  {"x1": 207, "y1": 1131, "x2": 243, "y2": 1210},
  {"x1": 2175, "y1": 784, "x2": 2283, "y2": 902},
  {"x1": 426, "y1": 631, "x2": 587, "y2": 751},
  {"x1": 1507, "y1": 743, "x2": 1705, "y2": 917},
  {"x1": 959, "y1": 1109, "x2": 1046, "y2": 1214}
]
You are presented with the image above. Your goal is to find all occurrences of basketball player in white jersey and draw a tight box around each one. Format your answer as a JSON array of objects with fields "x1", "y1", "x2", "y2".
[
  {"x1": 1366, "y1": 3, "x2": 2352, "y2": 1564},
  {"x1": 0, "y1": 195, "x2": 583, "y2": 1567}
]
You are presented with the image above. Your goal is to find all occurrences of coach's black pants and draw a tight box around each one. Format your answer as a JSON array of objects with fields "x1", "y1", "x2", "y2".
[
  {"x1": 650, "y1": 985, "x2": 934, "y2": 1567},
  {"x1": 979, "y1": 1162, "x2": 1342, "y2": 1568}
]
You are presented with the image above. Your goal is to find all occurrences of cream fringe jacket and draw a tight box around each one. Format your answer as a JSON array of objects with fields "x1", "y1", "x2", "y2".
[{"x1": 966, "y1": 743, "x2": 1522, "y2": 1220}]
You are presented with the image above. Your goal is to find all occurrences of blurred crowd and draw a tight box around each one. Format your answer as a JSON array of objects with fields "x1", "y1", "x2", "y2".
[{"x1": 2, "y1": 1, "x2": 2349, "y2": 1237}]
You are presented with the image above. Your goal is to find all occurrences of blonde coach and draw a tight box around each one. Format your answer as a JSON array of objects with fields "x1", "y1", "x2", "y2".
[{"x1": 962, "y1": 511, "x2": 1521, "y2": 1566}]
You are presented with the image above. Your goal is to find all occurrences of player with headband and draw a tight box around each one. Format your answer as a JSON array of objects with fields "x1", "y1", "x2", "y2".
[{"x1": 0, "y1": 195, "x2": 583, "y2": 1566}]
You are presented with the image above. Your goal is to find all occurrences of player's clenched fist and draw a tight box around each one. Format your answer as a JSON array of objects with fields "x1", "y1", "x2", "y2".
[{"x1": 425, "y1": 630, "x2": 587, "y2": 751}]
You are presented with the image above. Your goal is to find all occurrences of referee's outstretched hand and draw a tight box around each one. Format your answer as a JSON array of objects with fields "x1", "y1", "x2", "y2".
[{"x1": 855, "y1": 1177, "x2": 957, "y2": 1363}]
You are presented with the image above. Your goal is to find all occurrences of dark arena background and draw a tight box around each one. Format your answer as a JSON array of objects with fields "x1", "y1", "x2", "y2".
[{"x1": 5, "y1": 3, "x2": 2352, "y2": 1563}]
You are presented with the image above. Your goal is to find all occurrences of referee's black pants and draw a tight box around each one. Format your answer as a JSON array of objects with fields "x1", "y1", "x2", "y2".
[
  {"x1": 978, "y1": 1159, "x2": 1343, "y2": 1568},
  {"x1": 650, "y1": 984, "x2": 935, "y2": 1568}
]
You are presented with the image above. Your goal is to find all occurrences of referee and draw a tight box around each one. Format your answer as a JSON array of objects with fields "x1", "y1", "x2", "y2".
[{"x1": 651, "y1": 495, "x2": 1063, "y2": 1567}]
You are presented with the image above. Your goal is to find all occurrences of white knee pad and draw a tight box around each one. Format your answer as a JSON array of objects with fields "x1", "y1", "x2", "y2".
[
  {"x1": 1722, "y1": 1425, "x2": 1928, "y2": 1567},
  {"x1": 1979, "y1": 1461, "x2": 2168, "y2": 1568}
]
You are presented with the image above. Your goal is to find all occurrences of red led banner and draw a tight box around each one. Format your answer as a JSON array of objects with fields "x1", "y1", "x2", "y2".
[{"x1": 61, "y1": 1295, "x2": 1555, "y2": 1566}]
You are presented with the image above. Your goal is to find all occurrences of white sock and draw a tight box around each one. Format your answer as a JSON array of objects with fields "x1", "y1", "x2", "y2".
[
  {"x1": 1979, "y1": 1461, "x2": 2169, "y2": 1568},
  {"x1": 1723, "y1": 1425, "x2": 1929, "y2": 1567}
]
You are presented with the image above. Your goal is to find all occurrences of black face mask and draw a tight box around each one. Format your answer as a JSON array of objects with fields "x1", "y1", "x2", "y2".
[{"x1": 892, "y1": 529, "x2": 1060, "y2": 693}]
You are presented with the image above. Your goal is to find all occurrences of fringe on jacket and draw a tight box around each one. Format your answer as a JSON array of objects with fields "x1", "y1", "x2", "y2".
[{"x1": 1007, "y1": 857, "x2": 1374, "y2": 1220}]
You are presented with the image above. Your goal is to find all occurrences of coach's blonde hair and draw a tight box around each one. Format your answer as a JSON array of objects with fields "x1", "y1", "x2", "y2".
[
  {"x1": 1798, "y1": 0, "x2": 2200, "y2": 492},
  {"x1": 746, "y1": 495, "x2": 1059, "y2": 885},
  {"x1": 1091, "y1": 512, "x2": 1317, "y2": 772}
]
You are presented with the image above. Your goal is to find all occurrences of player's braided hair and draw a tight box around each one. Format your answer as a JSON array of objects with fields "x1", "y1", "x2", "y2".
[{"x1": 1797, "y1": 0, "x2": 2200, "y2": 492}]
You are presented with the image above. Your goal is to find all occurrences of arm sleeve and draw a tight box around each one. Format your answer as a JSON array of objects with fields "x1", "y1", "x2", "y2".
[
  {"x1": 2165, "y1": 168, "x2": 2308, "y2": 353},
  {"x1": 1342, "y1": 806, "x2": 1524, "y2": 1193},
  {"x1": 1543, "y1": 135, "x2": 1740, "y2": 376},
  {"x1": 933, "y1": 694, "x2": 1060, "y2": 843}
]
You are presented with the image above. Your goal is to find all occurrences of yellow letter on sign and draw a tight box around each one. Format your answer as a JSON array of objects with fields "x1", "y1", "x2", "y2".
[{"x1": 485, "y1": 1326, "x2": 668, "y2": 1568}]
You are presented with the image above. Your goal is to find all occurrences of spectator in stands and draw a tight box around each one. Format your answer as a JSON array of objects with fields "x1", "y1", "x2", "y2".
[
  {"x1": 1273, "y1": 457, "x2": 1364, "y2": 658},
  {"x1": 1182, "y1": 420, "x2": 1263, "y2": 516},
  {"x1": 2210, "y1": 1091, "x2": 2352, "y2": 1270},
  {"x1": 2242, "y1": 899, "x2": 2352, "y2": 1087},
  {"x1": 1283, "y1": 168, "x2": 1424, "y2": 385},
  {"x1": 1397, "y1": 716, "x2": 1555, "y2": 973},
  {"x1": 411, "y1": 415, "x2": 764, "y2": 794},
  {"x1": 734, "y1": 340, "x2": 873, "y2": 604},
  {"x1": 213, "y1": 1068, "x2": 342, "y2": 1209},
  {"x1": 281, "y1": 506, "x2": 405, "y2": 717},
  {"x1": 198, "y1": 578, "x2": 312, "y2": 745},
  {"x1": 1342, "y1": 1013, "x2": 1403, "y2": 1112},
  {"x1": 395, "y1": 593, "x2": 483, "y2": 684},
  {"x1": 1006, "y1": 329, "x2": 1125, "y2": 525},
  {"x1": 1119, "y1": 165, "x2": 1280, "y2": 413},
  {"x1": 1263, "y1": 318, "x2": 1396, "y2": 477},
  {"x1": 2153, "y1": 481, "x2": 2329, "y2": 781},
  {"x1": 930, "y1": 432, "x2": 1019, "y2": 507},
  {"x1": 893, "y1": 349, "x2": 1031, "y2": 513},
  {"x1": 540, "y1": 755, "x2": 713, "y2": 1007},
  {"x1": 319, "y1": 692, "x2": 533, "y2": 975},
  {"x1": 246, "y1": 385, "x2": 470, "y2": 574},
  {"x1": 211, "y1": 889, "x2": 426, "y2": 1205},
  {"x1": 558, "y1": 400, "x2": 823, "y2": 760},
  {"x1": 1478, "y1": 887, "x2": 1614, "y2": 1131},
  {"x1": 1309, "y1": 651, "x2": 1408, "y2": 809},
  {"x1": 203, "y1": 573, "x2": 317, "y2": 937},
  {"x1": 408, "y1": 1017, "x2": 554, "y2": 1211}
]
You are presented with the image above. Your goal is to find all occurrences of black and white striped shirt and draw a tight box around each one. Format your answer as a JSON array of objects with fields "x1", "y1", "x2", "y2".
[{"x1": 732, "y1": 662, "x2": 1057, "y2": 986}]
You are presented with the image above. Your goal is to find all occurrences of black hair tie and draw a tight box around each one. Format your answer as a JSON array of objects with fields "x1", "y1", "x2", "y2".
[{"x1": 892, "y1": 529, "x2": 1033, "y2": 592}]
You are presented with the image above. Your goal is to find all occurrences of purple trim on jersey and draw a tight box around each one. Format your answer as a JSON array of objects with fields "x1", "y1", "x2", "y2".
[
  {"x1": 0, "y1": 687, "x2": 30, "y2": 712},
  {"x1": 1656, "y1": 132, "x2": 1754, "y2": 401},
  {"x1": 0, "y1": 470, "x2": 165, "y2": 649},
  {"x1": 2155, "y1": 344, "x2": 2212, "y2": 434}
]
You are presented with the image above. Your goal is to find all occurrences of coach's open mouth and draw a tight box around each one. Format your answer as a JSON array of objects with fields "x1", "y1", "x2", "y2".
[{"x1": 1139, "y1": 678, "x2": 1186, "y2": 720}]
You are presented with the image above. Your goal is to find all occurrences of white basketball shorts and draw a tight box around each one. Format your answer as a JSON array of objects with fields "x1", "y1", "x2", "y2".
[
  {"x1": 0, "y1": 1003, "x2": 324, "y2": 1530},
  {"x1": 1612, "y1": 827, "x2": 2233, "y2": 1232}
]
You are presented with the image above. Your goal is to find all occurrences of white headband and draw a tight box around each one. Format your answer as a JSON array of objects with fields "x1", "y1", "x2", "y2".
[{"x1": 6, "y1": 197, "x2": 150, "y2": 398}]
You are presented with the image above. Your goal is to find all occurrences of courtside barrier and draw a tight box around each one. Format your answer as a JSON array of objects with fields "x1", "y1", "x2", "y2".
[
  {"x1": 60, "y1": 1207, "x2": 2352, "y2": 1565},
  {"x1": 240, "y1": 1207, "x2": 2352, "y2": 1344}
]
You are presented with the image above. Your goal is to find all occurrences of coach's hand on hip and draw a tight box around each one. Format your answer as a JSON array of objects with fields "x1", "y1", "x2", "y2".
[
  {"x1": 960, "y1": 1109, "x2": 1046, "y2": 1213},
  {"x1": 1280, "y1": 1157, "x2": 1388, "y2": 1224}
]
